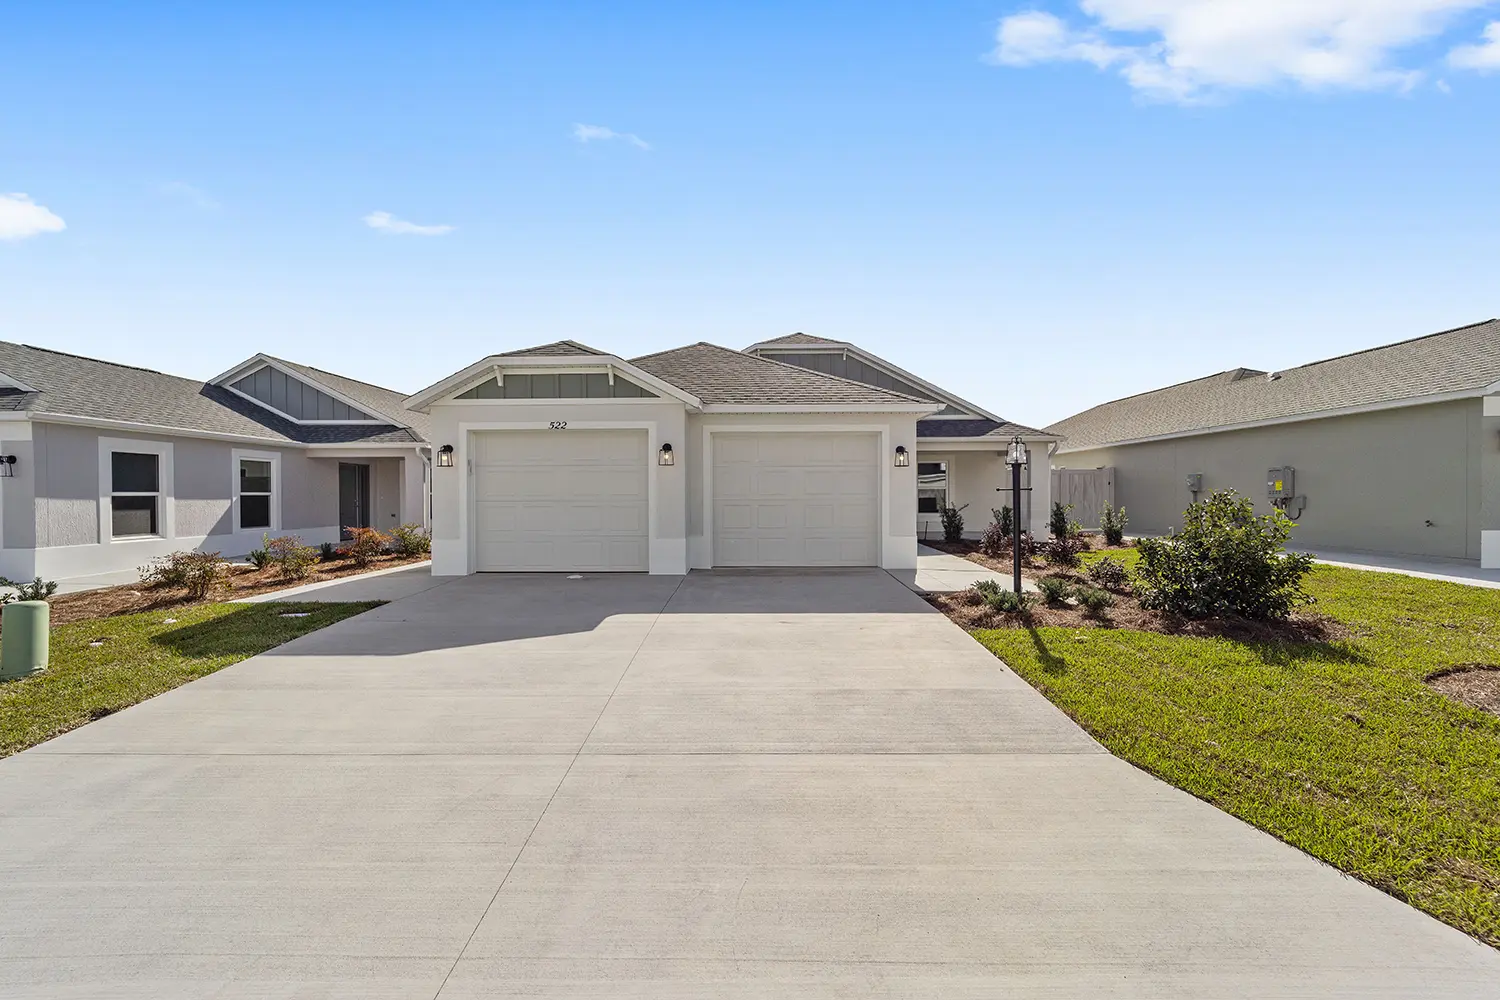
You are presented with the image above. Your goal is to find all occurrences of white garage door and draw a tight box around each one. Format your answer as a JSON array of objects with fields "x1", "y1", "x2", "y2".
[
  {"x1": 713, "y1": 432, "x2": 880, "y2": 567},
  {"x1": 473, "y1": 430, "x2": 648, "y2": 572}
]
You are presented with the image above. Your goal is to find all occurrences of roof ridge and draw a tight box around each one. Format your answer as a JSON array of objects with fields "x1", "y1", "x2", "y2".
[
  {"x1": 1063, "y1": 368, "x2": 1253, "y2": 416},
  {"x1": 1285, "y1": 317, "x2": 1498, "y2": 372}
]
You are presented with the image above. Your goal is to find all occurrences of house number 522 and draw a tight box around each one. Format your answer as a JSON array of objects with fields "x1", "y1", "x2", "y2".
[{"x1": 548, "y1": 421, "x2": 568, "y2": 430}]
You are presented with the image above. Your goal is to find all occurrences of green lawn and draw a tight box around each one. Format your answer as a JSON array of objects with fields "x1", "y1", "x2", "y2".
[
  {"x1": 1, "y1": 601, "x2": 379, "y2": 757},
  {"x1": 974, "y1": 564, "x2": 1500, "y2": 947}
]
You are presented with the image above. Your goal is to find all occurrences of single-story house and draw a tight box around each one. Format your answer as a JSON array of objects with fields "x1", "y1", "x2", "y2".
[
  {"x1": 405, "y1": 336, "x2": 1056, "y2": 576},
  {"x1": 1047, "y1": 318, "x2": 1500, "y2": 568},
  {"x1": 0, "y1": 342, "x2": 430, "y2": 582}
]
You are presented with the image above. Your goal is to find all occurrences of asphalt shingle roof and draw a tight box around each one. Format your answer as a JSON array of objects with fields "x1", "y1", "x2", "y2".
[
  {"x1": 499, "y1": 341, "x2": 608, "y2": 357},
  {"x1": 918, "y1": 418, "x2": 1054, "y2": 440},
  {"x1": 630, "y1": 342, "x2": 931, "y2": 407},
  {"x1": 1048, "y1": 319, "x2": 1500, "y2": 452},
  {"x1": 269, "y1": 357, "x2": 430, "y2": 440},
  {"x1": 753, "y1": 332, "x2": 850, "y2": 347},
  {"x1": 0, "y1": 342, "x2": 424, "y2": 445}
]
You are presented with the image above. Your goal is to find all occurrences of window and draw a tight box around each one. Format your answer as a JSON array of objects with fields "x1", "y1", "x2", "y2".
[
  {"x1": 111, "y1": 452, "x2": 160, "y2": 537},
  {"x1": 917, "y1": 461, "x2": 948, "y2": 514},
  {"x1": 239, "y1": 459, "x2": 273, "y2": 529}
]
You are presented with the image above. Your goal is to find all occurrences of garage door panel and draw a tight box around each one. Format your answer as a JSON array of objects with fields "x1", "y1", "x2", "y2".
[
  {"x1": 713, "y1": 432, "x2": 879, "y2": 567},
  {"x1": 474, "y1": 430, "x2": 648, "y2": 572}
]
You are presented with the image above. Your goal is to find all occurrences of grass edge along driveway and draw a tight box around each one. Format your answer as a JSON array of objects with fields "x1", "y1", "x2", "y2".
[
  {"x1": 1, "y1": 601, "x2": 380, "y2": 758},
  {"x1": 972, "y1": 563, "x2": 1500, "y2": 948}
]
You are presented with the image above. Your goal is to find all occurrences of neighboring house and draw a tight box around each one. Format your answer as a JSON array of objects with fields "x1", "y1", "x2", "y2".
[
  {"x1": 1047, "y1": 318, "x2": 1500, "y2": 568},
  {"x1": 406, "y1": 338, "x2": 1056, "y2": 576},
  {"x1": 0, "y1": 344, "x2": 429, "y2": 582}
]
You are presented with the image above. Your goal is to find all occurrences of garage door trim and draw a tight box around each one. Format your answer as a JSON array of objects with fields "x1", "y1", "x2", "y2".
[
  {"x1": 703, "y1": 424, "x2": 889, "y2": 569},
  {"x1": 457, "y1": 420, "x2": 664, "y2": 573}
]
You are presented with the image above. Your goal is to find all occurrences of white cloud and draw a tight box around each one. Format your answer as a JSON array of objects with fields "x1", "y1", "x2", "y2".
[
  {"x1": 362, "y1": 210, "x2": 454, "y2": 236},
  {"x1": 159, "y1": 181, "x2": 219, "y2": 210},
  {"x1": 989, "y1": 1, "x2": 1500, "y2": 102},
  {"x1": 1450, "y1": 20, "x2": 1500, "y2": 69},
  {"x1": 0, "y1": 193, "x2": 66, "y2": 241},
  {"x1": 572, "y1": 123, "x2": 650, "y2": 149}
]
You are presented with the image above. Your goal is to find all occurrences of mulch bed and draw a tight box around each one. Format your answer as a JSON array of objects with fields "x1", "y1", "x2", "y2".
[
  {"x1": 1427, "y1": 665, "x2": 1500, "y2": 717},
  {"x1": 35, "y1": 554, "x2": 429, "y2": 628},
  {"x1": 925, "y1": 536, "x2": 1133, "y2": 576}
]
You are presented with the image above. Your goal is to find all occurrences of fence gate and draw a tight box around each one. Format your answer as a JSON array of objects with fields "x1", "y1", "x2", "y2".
[{"x1": 1051, "y1": 467, "x2": 1115, "y2": 532}]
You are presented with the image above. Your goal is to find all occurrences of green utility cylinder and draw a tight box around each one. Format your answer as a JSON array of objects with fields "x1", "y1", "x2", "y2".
[{"x1": 0, "y1": 601, "x2": 49, "y2": 680}]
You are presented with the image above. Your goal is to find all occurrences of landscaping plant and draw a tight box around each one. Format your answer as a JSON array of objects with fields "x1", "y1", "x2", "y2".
[
  {"x1": 1075, "y1": 586, "x2": 1115, "y2": 616},
  {"x1": 1049, "y1": 500, "x2": 1074, "y2": 539},
  {"x1": 389, "y1": 522, "x2": 432, "y2": 557},
  {"x1": 1086, "y1": 555, "x2": 1130, "y2": 591},
  {"x1": 1099, "y1": 504, "x2": 1128, "y2": 546},
  {"x1": 263, "y1": 534, "x2": 319, "y2": 581},
  {"x1": 1036, "y1": 576, "x2": 1073, "y2": 606},
  {"x1": 247, "y1": 548, "x2": 271, "y2": 570},
  {"x1": 138, "y1": 551, "x2": 227, "y2": 600},
  {"x1": 319, "y1": 541, "x2": 340, "y2": 563},
  {"x1": 0, "y1": 576, "x2": 59, "y2": 604},
  {"x1": 343, "y1": 526, "x2": 389, "y2": 568},
  {"x1": 1132, "y1": 489, "x2": 1314, "y2": 621},
  {"x1": 939, "y1": 502, "x2": 969, "y2": 544},
  {"x1": 978, "y1": 508, "x2": 1011, "y2": 558},
  {"x1": 1043, "y1": 532, "x2": 1085, "y2": 568}
]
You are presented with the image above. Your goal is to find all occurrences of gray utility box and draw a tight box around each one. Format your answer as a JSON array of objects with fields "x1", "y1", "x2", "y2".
[
  {"x1": 1186, "y1": 473, "x2": 1203, "y2": 493},
  {"x1": 1267, "y1": 467, "x2": 1296, "y2": 500}
]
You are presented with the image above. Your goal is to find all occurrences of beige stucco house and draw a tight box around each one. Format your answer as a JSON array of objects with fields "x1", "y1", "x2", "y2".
[{"x1": 1047, "y1": 318, "x2": 1500, "y2": 569}]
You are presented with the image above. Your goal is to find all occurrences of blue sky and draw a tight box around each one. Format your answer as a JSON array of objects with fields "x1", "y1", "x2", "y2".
[{"x1": 3, "y1": 2, "x2": 1498, "y2": 426}]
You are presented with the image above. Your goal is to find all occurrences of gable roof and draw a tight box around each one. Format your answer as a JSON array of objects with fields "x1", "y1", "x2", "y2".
[
  {"x1": 0, "y1": 342, "x2": 425, "y2": 445},
  {"x1": 630, "y1": 342, "x2": 935, "y2": 409},
  {"x1": 917, "y1": 417, "x2": 1056, "y2": 441},
  {"x1": 754, "y1": 332, "x2": 850, "y2": 347},
  {"x1": 1048, "y1": 318, "x2": 1500, "y2": 452},
  {"x1": 498, "y1": 340, "x2": 608, "y2": 357},
  {"x1": 265, "y1": 357, "x2": 431, "y2": 439}
]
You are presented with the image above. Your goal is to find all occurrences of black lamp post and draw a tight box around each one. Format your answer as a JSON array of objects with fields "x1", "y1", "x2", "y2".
[{"x1": 1005, "y1": 435, "x2": 1028, "y2": 595}]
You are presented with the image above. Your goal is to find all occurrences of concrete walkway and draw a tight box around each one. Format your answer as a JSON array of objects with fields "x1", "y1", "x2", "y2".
[
  {"x1": 1, "y1": 570, "x2": 1496, "y2": 997},
  {"x1": 1301, "y1": 548, "x2": 1500, "y2": 589},
  {"x1": 895, "y1": 543, "x2": 1037, "y2": 593}
]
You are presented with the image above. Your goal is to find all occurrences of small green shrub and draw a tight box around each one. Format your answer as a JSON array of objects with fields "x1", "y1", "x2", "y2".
[
  {"x1": 263, "y1": 534, "x2": 318, "y2": 580},
  {"x1": 1049, "y1": 501, "x2": 1075, "y2": 539},
  {"x1": 1043, "y1": 533, "x2": 1085, "y2": 568},
  {"x1": 982, "y1": 587, "x2": 1033, "y2": 614},
  {"x1": 0, "y1": 576, "x2": 60, "y2": 604},
  {"x1": 1075, "y1": 586, "x2": 1115, "y2": 615},
  {"x1": 319, "y1": 541, "x2": 340, "y2": 563},
  {"x1": 1086, "y1": 556, "x2": 1129, "y2": 591},
  {"x1": 940, "y1": 503, "x2": 969, "y2": 543},
  {"x1": 247, "y1": 548, "x2": 271, "y2": 570},
  {"x1": 1132, "y1": 489, "x2": 1315, "y2": 621},
  {"x1": 1100, "y1": 504, "x2": 1129, "y2": 546},
  {"x1": 343, "y1": 526, "x2": 389, "y2": 568},
  {"x1": 389, "y1": 523, "x2": 432, "y2": 557},
  {"x1": 139, "y1": 551, "x2": 227, "y2": 599},
  {"x1": 1036, "y1": 576, "x2": 1073, "y2": 605},
  {"x1": 973, "y1": 579, "x2": 1002, "y2": 598}
]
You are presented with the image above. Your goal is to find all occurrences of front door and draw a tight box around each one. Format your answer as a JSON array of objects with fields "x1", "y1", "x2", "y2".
[{"x1": 338, "y1": 462, "x2": 371, "y2": 539}]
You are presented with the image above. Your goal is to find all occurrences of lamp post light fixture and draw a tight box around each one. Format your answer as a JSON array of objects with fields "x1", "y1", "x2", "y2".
[
  {"x1": 436, "y1": 445, "x2": 454, "y2": 468},
  {"x1": 658, "y1": 443, "x2": 675, "y2": 466},
  {"x1": 1005, "y1": 435, "x2": 1028, "y2": 595},
  {"x1": 894, "y1": 445, "x2": 910, "y2": 468}
]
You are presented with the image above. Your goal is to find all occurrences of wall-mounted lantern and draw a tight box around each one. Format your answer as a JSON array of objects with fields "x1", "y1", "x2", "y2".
[
  {"x1": 658, "y1": 443, "x2": 675, "y2": 466},
  {"x1": 894, "y1": 445, "x2": 910, "y2": 468},
  {"x1": 436, "y1": 444, "x2": 455, "y2": 468},
  {"x1": 0, "y1": 455, "x2": 16, "y2": 478}
]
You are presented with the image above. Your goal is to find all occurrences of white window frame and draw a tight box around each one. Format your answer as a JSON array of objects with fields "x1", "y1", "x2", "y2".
[
  {"x1": 232, "y1": 448, "x2": 281, "y2": 535},
  {"x1": 98, "y1": 437, "x2": 174, "y2": 544},
  {"x1": 917, "y1": 459, "x2": 949, "y2": 516}
]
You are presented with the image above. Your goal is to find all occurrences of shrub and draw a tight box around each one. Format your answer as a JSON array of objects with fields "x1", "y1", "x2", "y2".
[
  {"x1": 139, "y1": 551, "x2": 227, "y2": 599},
  {"x1": 1100, "y1": 504, "x2": 1129, "y2": 546},
  {"x1": 263, "y1": 534, "x2": 318, "y2": 580},
  {"x1": 978, "y1": 508, "x2": 1011, "y2": 558},
  {"x1": 1036, "y1": 575, "x2": 1073, "y2": 606},
  {"x1": 939, "y1": 503, "x2": 969, "y2": 543},
  {"x1": 1049, "y1": 501, "x2": 1075, "y2": 539},
  {"x1": 997, "y1": 506, "x2": 1013, "y2": 539},
  {"x1": 1017, "y1": 531, "x2": 1039, "y2": 559},
  {"x1": 1086, "y1": 556, "x2": 1130, "y2": 591},
  {"x1": 1132, "y1": 489, "x2": 1315, "y2": 621},
  {"x1": 1043, "y1": 533, "x2": 1085, "y2": 568},
  {"x1": 343, "y1": 526, "x2": 389, "y2": 567},
  {"x1": 319, "y1": 541, "x2": 340, "y2": 563},
  {"x1": 0, "y1": 576, "x2": 59, "y2": 604},
  {"x1": 247, "y1": 548, "x2": 271, "y2": 571},
  {"x1": 973, "y1": 579, "x2": 1002, "y2": 598},
  {"x1": 982, "y1": 587, "x2": 1033, "y2": 615},
  {"x1": 1076, "y1": 586, "x2": 1115, "y2": 616},
  {"x1": 389, "y1": 522, "x2": 432, "y2": 557}
]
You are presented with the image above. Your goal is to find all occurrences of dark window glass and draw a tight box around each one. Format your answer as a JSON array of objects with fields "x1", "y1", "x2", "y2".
[
  {"x1": 240, "y1": 494, "x2": 271, "y2": 529},
  {"x1": 111, "y1": 496, "x2": 158, "y2": 537},
  {"x1": 239, "y1": 459, "x2": 272, "y2": 495},
  {"x1": 917, "y1": 496, "x2": 941, "y2": 514},
  {"x1": 111, "y1": 452, "x2": 159, "y2": 493}
]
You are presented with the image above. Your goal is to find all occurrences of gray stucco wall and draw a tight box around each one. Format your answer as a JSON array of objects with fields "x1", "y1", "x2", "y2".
[{"x1": 1052, "y1": 399, "x2": 1483, "y2": 561}]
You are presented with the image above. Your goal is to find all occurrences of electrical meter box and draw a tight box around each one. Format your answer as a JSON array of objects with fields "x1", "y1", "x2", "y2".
[
  {"x1": 1186, "y1": 473, "x2": 1203, "y2": 492},
  {"x1": 1267, "y1": 467, "x2": 1295, "y2": 500}
]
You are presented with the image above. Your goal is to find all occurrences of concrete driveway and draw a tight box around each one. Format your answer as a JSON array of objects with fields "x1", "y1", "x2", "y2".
[{"x1": 1, "y1": 570, "x2": 1496, "y2": 998}]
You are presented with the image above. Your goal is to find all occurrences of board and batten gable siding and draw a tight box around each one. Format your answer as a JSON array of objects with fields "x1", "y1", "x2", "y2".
[
  {"x1": 1052, "y1": 398, "x2": 1484, "y2": 561},
  {"x1": 755, "y1": 352, "x2": 951, "y2": 407},
  {"x1": 230, "y1": 366, "x2": 376, "y2": 421}
]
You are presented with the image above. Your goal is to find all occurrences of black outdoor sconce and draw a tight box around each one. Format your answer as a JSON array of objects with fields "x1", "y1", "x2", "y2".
[
  {"x1": 894, "y1": 445, "x2": 909, "y2": 468},
  {"x1": 436, "y1": 444, "x2": 454, "y2": 468},
  {"x1": 0, "y1": 455, "x2": 16, "y2": 478},
  {"x1": 658, "y1": 443, "x2": 674, "y2": 466}
]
